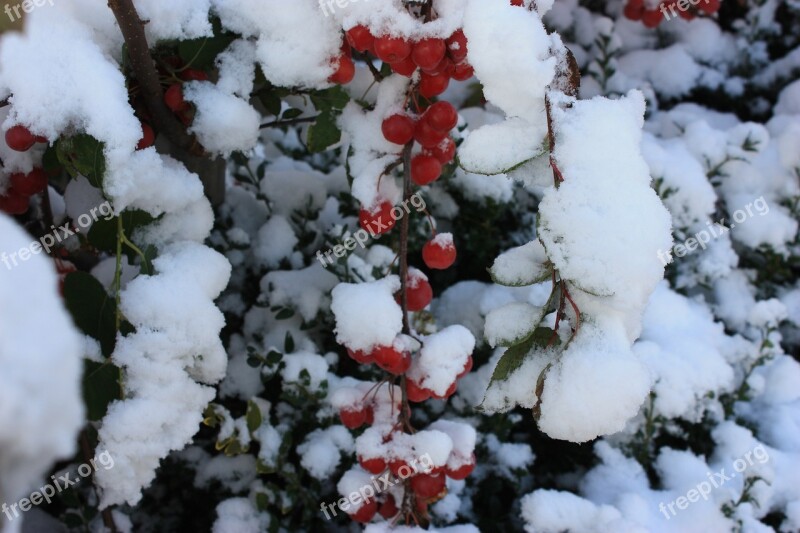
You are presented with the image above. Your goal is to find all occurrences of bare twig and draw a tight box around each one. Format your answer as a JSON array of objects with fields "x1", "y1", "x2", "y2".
[{"x1": 259, "y1": 115, "x2": 320, "y2": 129}]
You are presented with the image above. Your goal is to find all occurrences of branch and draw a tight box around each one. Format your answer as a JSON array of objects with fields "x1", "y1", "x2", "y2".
[
  {"x1": 259, "y1": 115, "x2": 319, "y2": 129},
  {"x1": 107, "y1": 0, "x2": 202, "y2": 156}
]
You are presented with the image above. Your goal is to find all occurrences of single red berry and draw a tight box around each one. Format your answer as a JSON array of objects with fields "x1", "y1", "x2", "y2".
[
  {"x1": 374, "y1": 36, "x2": 412, "y2": 64},
  {"x1": 10, "y1": 168, "x2": 48, "y2": 196},
  {"x1": 698, "y1": 0, "x2": 720, "y2": 13},
  {"x1": 678, "y1": 7, "x2": 695, "y2": 20},
  {"x1": 359, "y1": 201, "x2": 396, "y2": 235},
  {"x1": 373, "y1": 345, "x2": 411, "y2": 375},
  {"x1": 5, "y1": 125, "x2": 36, "y2": 152},
  {"x1": 424, "y1": 101, "x2": 458, "y2": 132},
  {"x1": 410, "y1": 472, "x2": 446, "y2": 499},
  {"x1": 406, "y1": 378, "x2": 432, "y2": 402},
  {"x1": 164, "y1": 83, "x2": 187, "y2": 113},
  {"x1": 451, "y1": 61, "x2": 474, "y2": 81},
  {"x1": 339, "y1": 407, "x2": 368, "y2": 429},
  {"x1": 458, "y1": 355, "x2": 473, "y2": 379},
  {"x1": 137, "y1": 122, "x2": 155, "y2": 150},
  {"x1": 379, "y1": 495, "x2": 399, "y2": 519},
  {"x1": 411, "y1": 154, "x2": 442, "y2": 186},
  {"x1": 382, "y1": 114, "x2": 416, "y2": 145},
  {"x1": 349, "y1": 499, "x2": 378, "y2": 523},
  {"x1": 179, "y1": 68, "x2": 209, "y2": 81},
  {"x1": 390, "y1": 55, "x2": 417, "y2": 77},
  {"x1": 347, "y1": 347, "x2": 374, "y2": 365},
  {"x1": 411, "y1": 38, "x2": 446, "y2": 70},
  {"x1": 364, "y1": 405, "x2": 374, "y2": 425},
  {"x1": 415, "y1": 495, "x2": 428, "y2": 512},
  {"x1": 0, "y1": 189, "x2": 29, "y2": 215},
  {"x1": 419, "y1": 72, "x2": 450, "y2": 98},
  {"x1": 423, "y1": 56, "x2": 454, "y2": 77},
  {"x1": 424, "y1": 137, "x2": 456, "y2": 165},
  {"x1": 446, "y1": 454, "x2": 476, "y2": 480},
  {"x1": 510, "y1": 0, "x2": 524, "y2": 5},
  {"x1": 388, "y1": 460, "x2": 408, "y2": 476},
  {"x1": 346, "y1": 25, "x2": 375, "y2": 52},
  {"x1": 641, "y1": 9, "x2": 664, "y2": 27},
  {"x1": 446, "y1": 30, "x2": 468, "y2": 63},
  {"x1": 623, "y1": 1, "x2": 645, "y2": 20},
  {"x1": 422, "y1": 236, "x2": 457, "y2": 269},
  {"x1": 329, "y1": 55, "x2": 355, "y2": 84},
  {"x1": 405, "y1": 272, "x2": 433, "y2": 311},
  {"x1": 414, "y1": 120, "x2": 448, "y2": 148},
  {"x1": 359, "y1": 456, "x2": 387, "y2": 474}
]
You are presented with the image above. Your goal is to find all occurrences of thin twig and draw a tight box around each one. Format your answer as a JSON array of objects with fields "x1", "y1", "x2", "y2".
[{"x1": 259, "y1": 115, "x2": 320, "y2": 129}]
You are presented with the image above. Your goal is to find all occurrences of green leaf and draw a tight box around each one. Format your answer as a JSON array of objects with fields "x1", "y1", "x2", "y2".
[
  {"x1": 484, "y1": 327, "x2": 556, "y2": 390},
  {"x1": 57, "y1": 135, "x2": 106, "y2": 189},
  {"x1": 281, "y1": 108, "x2": 303, "y2": 120},
  {"x1": 489, "y1": 240, "x2": 552, "y2": 287},
  {"x1": 258, "y1": 90, "x2": 283, "y2": 117},
  {"x1": 178, "y1": 34, "x2": 235, "y2": 71},
  {"x1": 310, "y1": 86, "x2": 349, "y2": 112},
  {"x1": 275, "y1": 308, "x2": 295, "y2": 320},
  {"x1": 88, "y1": 210, "x2": 155, "y2": 255},
  {"x1": 458, "y1": 137, "x2": 548, "y2": 176},
  {"x1": 246, "y1": 400, "x2": 263, "y2": 434},
  {"x1": 284, "y1": 332, "x2": 295, "y2": 353},
  {"x1": 63, "y1": 272, "x2": 117, "y2": 356},
  {"x1": 307, "y1": 111, "x2": 341, "y2": 153},
  {"x1": 83, "y1": 360, "x2": 121, "y2": 421}
]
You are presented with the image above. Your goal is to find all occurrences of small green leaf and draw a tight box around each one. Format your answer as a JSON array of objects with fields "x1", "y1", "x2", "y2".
[
  {"x1": 246, "y1": 400, "x2": 263, "y2": 434},
  {"x1": 275, "y1": 308, "x2": 295, "y2": 320},
  {"x1": 284, "y1": 332, "x2": 295, "y2": 353},
  {"x1": 307, "y1": 111, "x2": 341, "y2": 153},
  {"x1": 281, "y1": 108, "x2": 303, "y2": 120},
  {"x1": 63, "y1": 272, "x2": 117, "y2": 356},
  {"x1": 83, "y1": 360, "x2": 121, "y2": 421},
  {"x1": 178, "y1": 34, "x2": 235, "y2": 71},
  {"x1": 57, "y1": 134, "x2": 106, "y2": 189}
]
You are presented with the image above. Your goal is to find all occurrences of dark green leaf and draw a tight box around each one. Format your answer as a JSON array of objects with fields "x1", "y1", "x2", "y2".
[
  {"x1": 307, "y1": 111, "x2": 341, "y2": 153},
  {"x1": 63, "y1": 272, "x2": 117, "y2": 356},
  {"x1": 83, "y1": 360, "x2": 121, "y2": 421},
  {"x1": 57, "y1": 135, "x2": 106, "y2": 189}
]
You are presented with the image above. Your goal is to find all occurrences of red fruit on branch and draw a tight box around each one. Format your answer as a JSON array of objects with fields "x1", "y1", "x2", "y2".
[
  {"x1": 451, "y1": 61, "x2": 475, "y2": 82},
  {"x1": 339, "y1": 407, "x2": 369, "y2": 429},
  {"x1": 410, "y1": 472, "x2": 446, "y2": 499},
  {"x1": 359, "y1": 201, "x2": 396, "y2": 235},
  {"x1": 390, "y1": 56, "x2": 417, "y2": 77},
  {"x1": 374, "y1": 36, "x2": 412, "y2": 64},
  {"x1": 406, "y1": 378, "x2": 432, "y2": 402},
  {"x1": 373, "y1": 345, "x2": 411, "y2": 375},
  {"x1": 623, "y1": 0, "x2": 644, "y2": 21},
  {"x1": 424, "y1": 101, "x2": 458, "y2": 132},
  {"x1": 5, "y1": 125, "x2": 37, "y2": 152},
  {"x1": 378, "y1": 495, "x2": 399, "y2": 519},
  {"x1": 446, "y1": 454, "x2": 476, "y2": 480},
  {"x1": 411, "y1": 38, "x2": 446, "y2": 70},
  {"x1": 458, "y1": 355, "x2": 473, "y2": 379},
  {"x1": 446, "y1": 30, "x2": 468, "y2": 63},
  {"x1": 359, "y1": 456, "x2": 387, "y2": 474},
  {"x1": 10, "y1": 168, "x2": 48, "y2": 196},
  {"x1": 137, "y1": 122, "x2": 155, "y2": 150},
  {"x1": 641, "y1": 9, "x2": 664, "y2": 27},
  {"x1": 424, "y1": 137, "x2": 456, "y2": 165},
  {"x1": 164, "y1": 83, "x2": 188, "y2": 113},
  {"x1": 329, "y1": 55, "x2": 355, "y2": 85},
  {"x1": 698, "y1": 0, "x2": 721, "y2": 13},
  {"x1": 382, "y1": 114, "x2": 416, "y2": 145},
  {"x1": 349, "y1": 499, "x2": 378, "y2": 523},
  {"x1": 510, "y1": 0, "x2": 524, "y2": 5},
  {"x1": 411, "y1": 154, "x2": 442, "y2": 186},
  {"x1": 388, "y1": 460, "x2": 407, "y2": 476},
  {"x1": 346, "y1": 25, "x2": 375, "y2": 52},
  {"x1": 419, "y1": 72, "x2": 450, "y2": 98},
  {"x1": 404, "y1": 271, "x2": 433, "y2": 311},
  {"x1": 414, "y1": 119, "x2": 448, "y2": 148},
  {"x1": 0, "y1": 188, "x2": 29, "y2": 215},
  {"x1": 423, "y1": 56, "x2": 454, "y2": 77},
  {"x1": 347, "y1": 347, "x2": 374, "y2": 365},
  {"x1": 422, "y1": 237, "x2": 457, "y2": 269}
]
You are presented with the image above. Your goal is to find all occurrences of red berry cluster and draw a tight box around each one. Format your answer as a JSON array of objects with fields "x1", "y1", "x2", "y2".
[
  {"x1": 1, "y1": 125, "x2": 49, "y2": 215},
  {"x1": 623, "y1": 0, "x2": 720, "y2": 27}
]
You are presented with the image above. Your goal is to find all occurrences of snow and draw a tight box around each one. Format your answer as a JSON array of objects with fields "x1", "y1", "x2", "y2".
[
  {"x1": 0, "y1": 214, "x2": 84, "y2": 528},
  {"x1": 331, "y1": 276, "x2": 403, "y2": 352},
  {"x1": 185, "y1": 82, "x2": 261, "y2": 156},
  {"x1": 212, "y1": 498, "x2": 269, "y2": 533},
  {"x1": 407, "y1": 326, "x2": 475, "y2": 397}
]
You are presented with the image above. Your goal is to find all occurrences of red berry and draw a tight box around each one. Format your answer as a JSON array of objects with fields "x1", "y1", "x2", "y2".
[
  {"x1": 678, "y1": 7, "x2": 695, "y2": 20},
  {"x1": 347, "y1": 347, "x2": 374, "y2": 365},
  {"x1": 329, "y1": 55, "x2": 355, "y2": 85},
  {"x1": 641, "y1": 9, "x2": 664, "y2": 27},
  {"x1": 424, "y1": 101, "x2": 458, "y2": 132},
  {"x1": 5, "y1": 125, "x2": 36, "y2": 152},
  {"x1": 411, "y1": 38, "x2": 446, "y2": 70},
  {"x1": 414, "y1": 120, "x2": 448, "y2": 148},
  {"x1": 359, "y1": 456, "x2": 387, "y2": 474},
  {"x1": 379, "y1": 495, "x2": 399, "y2": 519},
  {"x1": 364, "y1": 405, "x2": 374, "y2": 425},
  {"x1": 446, "y1": 30, "x2": 468, "y2": 63},
  {"x1": 137, "y1": 122, "x2": 155, "y2": 150},
  {"x1": 347, "y1": 25, "x2": 375, "y2": 52},
  {"x1": 349, "y1": 499, "x2": 378, "y2": 523},
  {"x1": 411, "y1": 154, "x2": 442, "y2": 186},
  {"x1": 422, "y1": 236, "x2": 457, "y2": 269},
  {"x1": 446, "y1": 455, "x2": 476, "y2": 480},
  {"x1": 390, "y1": 56, "x2": 417, "y2": 77},
  {"x1": 179, "y1": 68, "x2": 209, "y2": 81},
  {"x1": 458, "y1": 355, "x2": 473, "y2": 379},
  {"x1": 405, "y1": 271, "x2": 433, "y2": 311},
  {"x1": 419, "y1": 72, "x2": 450, "y2": 98},
  {"x1": 10, "y1": 168, "x2": 48, "y2": 196},
  {"x1": 382, "y1": 114, "x2": 416, "y2": 145},
  {"x1": 406, "y1": 378, "x2": 431, "y2": 402},
  {"x1": 359, "y1": 201, "x2": 396, "y2": 235},
  {"x1": 451, "y1": 61, "x2": 474, "y2": 81},
  {"x1": 623, "y1": 2, "x2": 645, "y2": 20},
  {"x1": 339, "y1": 407, "x2": 368, "y2": 429},
  {"x1": 164, "y1": 83, "x2": 187, "y2": 113},
  {"x1": 410, "y1": 472, "x2": 446, "y2": 499},
  {"x1": 374, "y1": 36, "x2": 412, "y2": 64},
  {"x1": 388, "y1": 460, "x2": 407, "y2": 476},
  {"x1": 510, "y1": 0, "x2": 524, "y2": 5},
  {"x1": 373, "y1": 345, "x2": 411, "y2": 375},
  {"x1": 699, "y1": 0, "x2": 720, "y2": 13},
  {"x1": 423, "y1": 56, "x2": 454, "y2": 78},
  {"x1": 424, "y1": 137, "x2": 456, "y2": 165},
  {"x1": 0, "y1": 189, "x2": 29, "y2": 215}
]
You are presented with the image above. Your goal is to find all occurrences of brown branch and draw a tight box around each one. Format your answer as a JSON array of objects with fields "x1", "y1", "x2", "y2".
[
  {"x1": 107, "y1": 0, "x2": 202, "y2": 156},
  {"x1": 259, "y1": 115, "x2": 319, "y2": 129}
]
